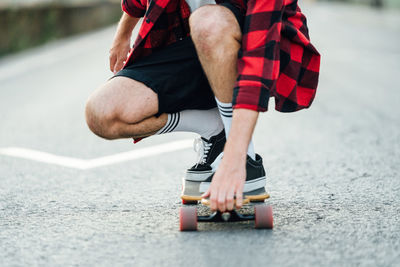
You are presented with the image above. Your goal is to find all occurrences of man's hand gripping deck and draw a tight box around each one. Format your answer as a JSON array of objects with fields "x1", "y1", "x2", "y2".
[
  {"x1": 179, "y1": 183, "x2": 273, "y2": 231},
  {"x1": 181, "y1": 177, "x2": 270, "y2": 203}
]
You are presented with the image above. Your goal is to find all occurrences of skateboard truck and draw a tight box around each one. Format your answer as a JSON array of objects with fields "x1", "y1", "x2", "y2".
[{"x1": 198, "y1": 210, "x2": 255, "y2": 223}]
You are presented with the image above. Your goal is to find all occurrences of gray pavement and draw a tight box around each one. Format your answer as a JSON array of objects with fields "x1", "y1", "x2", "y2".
[{"x1": 1, "y1": 2, "x2": 399, "y2": 266}]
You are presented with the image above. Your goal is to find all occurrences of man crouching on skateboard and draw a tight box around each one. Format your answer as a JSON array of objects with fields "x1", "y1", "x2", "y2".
[
  {"x1": 189, "y1": 0, "x2": 320, "y2": 211},
  {"x1": 85, "y1": 0, "x2": 320, "y2": 212}
]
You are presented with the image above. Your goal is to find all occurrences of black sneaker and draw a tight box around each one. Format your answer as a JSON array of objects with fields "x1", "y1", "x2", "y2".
[
  {"x1": 185, "y1": 130, "x2": 226, "y2": 182},
  {"x1": 199, "y1": 154, "x2": 266, "y2": 193}
]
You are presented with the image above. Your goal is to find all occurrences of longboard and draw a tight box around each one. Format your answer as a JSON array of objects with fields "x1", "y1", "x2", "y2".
[{"x1": 179, "y1": 179, "x2": 273, "y2": 231}]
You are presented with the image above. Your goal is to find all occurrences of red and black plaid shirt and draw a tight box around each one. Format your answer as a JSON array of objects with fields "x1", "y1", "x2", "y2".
[
  {"x1": 122, "y1": 0, "x2": 191, "y2": 62},
  {"x1": 122, "y1": 0, "x2": 320, "y2": 113}
]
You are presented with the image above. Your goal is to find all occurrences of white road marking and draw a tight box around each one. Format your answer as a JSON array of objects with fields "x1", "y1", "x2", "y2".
[{"x1": 0, "y1": 139, "x2": 193, "y2": 170}]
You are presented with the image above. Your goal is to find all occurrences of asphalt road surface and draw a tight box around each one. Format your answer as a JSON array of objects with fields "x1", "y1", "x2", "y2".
[{"x1": 1, "y1": 2, "x2": 399, "y2": 266}]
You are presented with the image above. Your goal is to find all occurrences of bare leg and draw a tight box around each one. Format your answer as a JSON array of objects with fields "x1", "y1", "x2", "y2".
[
  {"x1": 85, "y1": 76, "x2": 167, "y2": 140},
  {"x1": 189, "y1": 5, "x2": 242, "y2": 102},
  {"x1": 190, "y1": 5, "x2": 257, "y2": 161}
]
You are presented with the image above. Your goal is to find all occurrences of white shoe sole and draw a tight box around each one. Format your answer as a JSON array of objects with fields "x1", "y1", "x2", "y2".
[
  {"x1": 185, "y1": 170, "x2": 213, "y2": 182},
  {"x1": 199, "y1": 176, "x2": 266, "y2": 193}
]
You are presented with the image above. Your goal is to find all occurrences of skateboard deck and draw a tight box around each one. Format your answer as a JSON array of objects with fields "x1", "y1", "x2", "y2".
[
  {"x1": 181, "y1": 177, "x2": 270, "y2": 202},
  {"x1": 200, "y1": 195, "x2": 268, "y2": 206}
]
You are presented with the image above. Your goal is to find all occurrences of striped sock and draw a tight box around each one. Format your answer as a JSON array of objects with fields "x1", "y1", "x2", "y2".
[
  {"x1": 215, "y1": 99, "x2": 233, "y2": 137},
  {"x1": 156, "y1": 109, "x2": 224, "y2": 139},
  {"x1": 215, "y1": 98, "x2": 256, "y2": 160},
  {"x1": 156, "y1": 113, "x2": 180, "y2": 135}
]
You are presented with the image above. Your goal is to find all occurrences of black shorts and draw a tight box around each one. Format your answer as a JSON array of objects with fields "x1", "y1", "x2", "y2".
[
  {"x1": 114, "y1": 3, "x2": 244, "y2": 115},
  {"x1": 219, "y1": 1, "x2": 245, "y2": 30},
  {"x1": 114, "y1": 37, "x2": 215, "y2": 114}
]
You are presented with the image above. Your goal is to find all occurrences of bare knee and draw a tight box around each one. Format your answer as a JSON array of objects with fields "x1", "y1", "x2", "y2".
[
  {"x1": 190, "y1": 6, "x2": 241, "y2": 54},
  {"x1": 85, "y1": 86, "x2": 119, "y2": 140},
  {"x1": 85, "y1": 77, "x2": 158, "y2": 139}
]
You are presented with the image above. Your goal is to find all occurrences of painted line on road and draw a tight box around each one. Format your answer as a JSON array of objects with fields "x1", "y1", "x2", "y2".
[{"x1": 0, "y1": 139, "x2": 193, "y2": 170}]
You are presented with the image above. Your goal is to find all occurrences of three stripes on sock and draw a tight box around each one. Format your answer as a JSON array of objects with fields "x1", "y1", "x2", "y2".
[
  {"x1": 156, "y1": 108, "x2": 223, "y2": 140},
  {"x1": 158, "y1": 113, "x2": 180, "y2": 135},
  {"x1": 216, "y1": 98, "x2": 256, "y2": 160}
]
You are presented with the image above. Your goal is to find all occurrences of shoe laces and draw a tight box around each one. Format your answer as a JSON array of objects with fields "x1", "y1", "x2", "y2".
[{"x1": 193, "y1": 137, "x2": 212, "y2": 167}]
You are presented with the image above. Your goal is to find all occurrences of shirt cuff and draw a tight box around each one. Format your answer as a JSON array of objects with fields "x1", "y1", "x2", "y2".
[{"x1": 232, "y1": 83, "x2": 269, "y2": 112}]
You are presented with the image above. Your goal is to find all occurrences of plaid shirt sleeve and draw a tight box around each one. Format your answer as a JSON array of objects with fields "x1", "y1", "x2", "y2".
[
  {"x1": 122, "y1": 0, "x2": 147, "y2": 18},
  {"x1": 233, "y1": 0, "x2": 321, "y2": 112}
]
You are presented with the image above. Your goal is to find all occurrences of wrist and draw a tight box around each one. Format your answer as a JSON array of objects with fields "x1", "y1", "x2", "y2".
[
  {"x1": 223, "y1": 140, "x2": 248, "y2": 162},
  {"x1": 113, "y1": 33, "x2": 131, "y2": 45}
]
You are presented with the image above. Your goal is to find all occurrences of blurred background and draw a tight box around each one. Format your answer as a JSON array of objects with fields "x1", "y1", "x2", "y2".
[
  {"x1": 0, "y1": 0, "x2": 121, "y2": 56},
  {"x1": 0, "y1": 0, "x2": 399, "y2": 57}
]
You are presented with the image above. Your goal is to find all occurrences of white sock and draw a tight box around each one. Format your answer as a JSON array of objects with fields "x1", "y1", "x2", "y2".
[
  {"x1": 156, "y1": 108, "x2": 224, "y2": 139},
  {"x1": 215, "y1": 98, "x2": 256, "y2": 160}
]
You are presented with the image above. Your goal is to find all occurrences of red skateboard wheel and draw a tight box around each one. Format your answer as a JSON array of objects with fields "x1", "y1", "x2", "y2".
[
  {"x1": 179, "y1": 206, "x2": 198, "y2": 231},
  {"x1": 254, "y1": 205, "x2": 273, "y2": 229}
]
